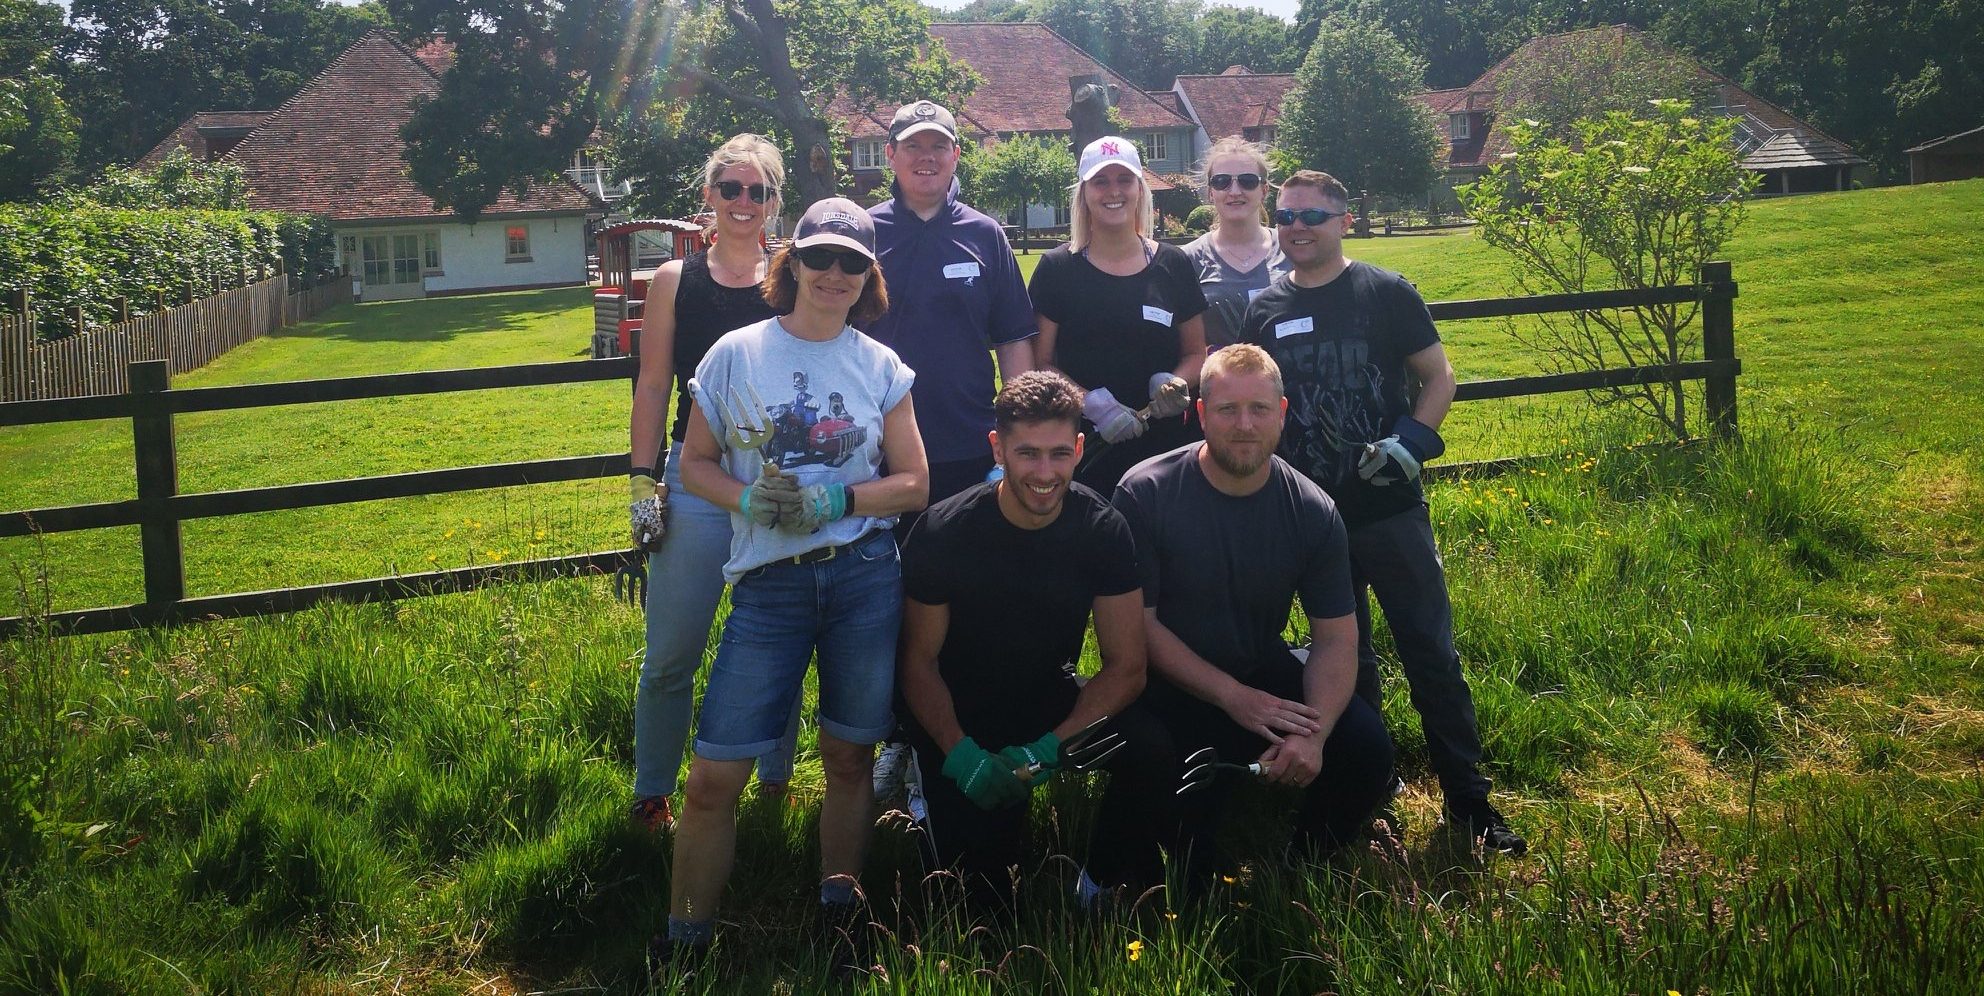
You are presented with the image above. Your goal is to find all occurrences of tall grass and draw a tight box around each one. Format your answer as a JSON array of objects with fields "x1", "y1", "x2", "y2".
[{"x1": 4, "y1": 416, "x2": 1980, "y2": 994}]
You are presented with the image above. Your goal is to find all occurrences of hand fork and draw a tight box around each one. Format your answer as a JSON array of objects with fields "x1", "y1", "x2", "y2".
[
  {"x1": 1176, "y1": 746, "x2": 1263, "y2": 796},
  {"x1": 720, "y1": 382, "x2": 778, "y2": 477},
  {"x1": 1013, "y1": 715, "x2": 1127, "y2": 783}
]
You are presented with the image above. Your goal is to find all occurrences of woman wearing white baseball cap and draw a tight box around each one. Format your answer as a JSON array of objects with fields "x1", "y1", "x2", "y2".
[
  {"x1": 1029, "y1": 135, "x2": 1208, "y2": 493},
  {"x1": 661, "y1": 196, "x2": 928, "y2": 974}
]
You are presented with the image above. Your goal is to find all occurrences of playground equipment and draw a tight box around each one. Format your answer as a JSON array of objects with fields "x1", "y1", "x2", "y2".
[{"x1": 591, "y1": 218, "x2": 708, "y2": 359}]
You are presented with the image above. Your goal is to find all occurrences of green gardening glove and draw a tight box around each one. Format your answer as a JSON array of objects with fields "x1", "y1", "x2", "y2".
[
  {"x1": 942, "y1": 737, "x2": 1026, "y2": 811},
  {"x1": 997, "y1": 732, "x2": 1063, "y2": 787}
]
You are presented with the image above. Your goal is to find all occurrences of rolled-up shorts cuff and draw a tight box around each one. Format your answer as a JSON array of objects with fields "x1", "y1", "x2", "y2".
[
  {"x1": 817, "y1": 714, "x2": 895, "y2": 747},
  {"x1": 691, "y1": 736, "x2": 783, "y2": 762}
]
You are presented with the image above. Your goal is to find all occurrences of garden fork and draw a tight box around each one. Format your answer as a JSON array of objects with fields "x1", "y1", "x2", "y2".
[
  {"x1": 1013, "y1": 715, "x2": 1127, "y2": 784},
  {"x1": 1175, "y1": 746, "x2": 1263, "y2": 796},
  {"x1": 720, "y1": 381, "x2": 779, "y2": 477}
]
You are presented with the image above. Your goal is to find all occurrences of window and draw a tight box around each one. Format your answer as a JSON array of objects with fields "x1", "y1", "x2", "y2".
[
  {"x1": 421, "y1": 232, "x2": 442, "y2": 273},
  {"x1": 1450, "y1": 114, "x2": 1471, "y2": 141},
  {"x1": 341, "y1": 235, "x2": 357, "y2": 254},
  {"x1": 1142, "y1": 131, "x2": 1169, "y2": 164},
  {"x1": 852, "y1": 139, "x2": 886, "y2": 170},
  {"x1": 1053, "y1": 202, "x2": 1071, "y2": 226},
  {"x1": 505, "y1": 225, "x2": 530, "y2": 261},
  {"x1": 361, "y1": 234, "x2": 421, "y2": 286}
]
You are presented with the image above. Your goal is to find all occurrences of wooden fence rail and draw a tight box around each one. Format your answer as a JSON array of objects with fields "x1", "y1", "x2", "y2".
[
  {"x1": 0, "y1": 264, "x2": 1738, "y2": 638},
  {"x1": 0, "y1": 269, "x2": 352, "y2": 403}
]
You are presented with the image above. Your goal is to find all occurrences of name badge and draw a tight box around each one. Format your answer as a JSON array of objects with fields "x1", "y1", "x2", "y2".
[
  {"x1": 1275, "y1": 316, "x2": 1315, "y2": 338},
  {"x1": 943, "y1": 261, "x2": 981, "y2": 279},
  {"x1": 1142, "y1": 305, "x2": 1174, "y2": 325}
]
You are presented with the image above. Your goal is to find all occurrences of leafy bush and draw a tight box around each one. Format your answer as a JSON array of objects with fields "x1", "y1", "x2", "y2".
[
  {"x1": 0, "y1": 202, "x2": 335, "y2": 337},
  {"x1": 1184, "y1": 204, "x2": 1215, "y2": 234}
]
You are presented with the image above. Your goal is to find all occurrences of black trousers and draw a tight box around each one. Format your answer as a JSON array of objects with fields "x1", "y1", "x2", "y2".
[
  {"x1": 1145, "y1": 650, "x2": 1395, "y2": 886},
  {"x1": 909, "y1": 685, "x2": 1176, "y2": 914}
]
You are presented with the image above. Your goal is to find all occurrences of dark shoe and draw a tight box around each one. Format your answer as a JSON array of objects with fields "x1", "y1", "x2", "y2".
[
  {"x1": 630, "y1": 795, "x2": 673, "y2": 834},
  {"x1": 646, "y1": 931, "x2": 709, "y2": 982},
  {"x1": 814, "y1": 902, "x2": 871, "y2": 980},
  {"x1": 1445, "y1": 800, "x2": 1527, "y2": 857}
]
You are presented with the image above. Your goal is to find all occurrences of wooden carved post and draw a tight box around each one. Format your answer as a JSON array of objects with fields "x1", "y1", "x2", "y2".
[
  {"x1": 129, "y1": 360, "x2": 186, "y2": 610},
  {"x1": 1699, "y1": 261, "x2": 1739, "y2": 441}
]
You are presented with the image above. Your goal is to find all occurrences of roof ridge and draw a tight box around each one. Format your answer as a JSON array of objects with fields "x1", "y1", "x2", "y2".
[
  {"x1": 224, "y1": 30, "x2": 413, "y2": 164},
  {"x1": 979, "y1": 19, "x2": 1196, "y2": 128}
]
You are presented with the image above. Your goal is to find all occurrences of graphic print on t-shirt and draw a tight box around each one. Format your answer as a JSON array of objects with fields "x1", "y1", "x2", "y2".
[
  {"x1": 756, "y1": 370, "x2": 869, "y2": 469},
  {"x1": 1276, "y1": 325, "x2": 1390, "y2": 488}
]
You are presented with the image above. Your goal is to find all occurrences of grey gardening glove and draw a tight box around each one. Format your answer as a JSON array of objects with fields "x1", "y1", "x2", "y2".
[
  {"x1": 1145, "y1": 373, "x2": 1191, "y2": 419},
  {"x1": 629, "y1": 472, "x2": 668, "y2": 551},
  {"x1": 779, "y1": 482, "x2": 851, "y2": 534},
  {"x1": 1082, "y1": 387, "x2": 1146, "y2": 445},
  {"x1": 740, "y1": 466, "x2": 802, "y2": 529},
  {"x1": 1357, "y1": 416, "x2": 1445, "y2": 486}
]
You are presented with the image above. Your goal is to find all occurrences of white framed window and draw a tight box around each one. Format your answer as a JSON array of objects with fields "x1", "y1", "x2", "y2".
[
  {"x1": 1054, "y1": 202, "x2": 1071, "y2": 226},
  {"x1": 1142, "y1": 131, "x2": 1169, "y2": 164},
  {"x1": 1450, "y1": 114, "x2": 1471, "y2": 141},
  {"x1": 421, "y1": 232, "x2": 442, "y2": 273},
  {"x1": 853, "y1": 139, "x2": 886, "y2": 170},
  {"x1": 505, "y1": 225, "x2": 531, "y2": 262}
]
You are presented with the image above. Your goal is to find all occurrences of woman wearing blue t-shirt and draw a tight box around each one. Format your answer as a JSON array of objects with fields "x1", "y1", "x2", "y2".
[
  {"x1": 1030, "y1": 136, "x2": 1209, "y2": 493},
  {"x1": 657, "y1": 198, "x2": 927, "y2": 970}
]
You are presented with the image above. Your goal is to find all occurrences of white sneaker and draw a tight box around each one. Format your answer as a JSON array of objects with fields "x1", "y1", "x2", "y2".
[{"x1": 872, "y1": 741, "x2": 912, "y2": 800}]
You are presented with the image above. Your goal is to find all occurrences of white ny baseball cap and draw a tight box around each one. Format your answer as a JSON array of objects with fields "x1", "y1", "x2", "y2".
[{"x1": 1077, "y1": 135, "x2": 1143, "y2": 182}]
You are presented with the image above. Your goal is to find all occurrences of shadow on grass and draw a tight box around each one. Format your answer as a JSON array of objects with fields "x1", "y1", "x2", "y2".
[{"x1": 271, "y1": 287, "x2": 595, "y2": 345}]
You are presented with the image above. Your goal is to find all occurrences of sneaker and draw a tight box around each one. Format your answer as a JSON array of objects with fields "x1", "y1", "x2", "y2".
[
  {"x1": 630, "y1": 795, "x2": 673, "y2": 834},
  {"x1": 872, "y1": 741, "x2": 912, "y2": 801},
  {"x1": 646, "y1": 932, "x2": 708, "y2": 981},
  {"x1": 1445, "y1": 800, "x2": 1527, "y2": 857}
]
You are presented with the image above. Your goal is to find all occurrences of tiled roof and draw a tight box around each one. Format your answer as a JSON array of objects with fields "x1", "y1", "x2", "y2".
[
  {"x1": 137, "y1": 111, "x2": 275, "y2": 167},
  {"x1": 835, "y1": 23, "x2": 1196, "y2": 140},
  {"x1": 1742, "y1": 131, "x2": 1866, "y2": 170},
  {"x1": 222, "y1": 31, "x2": 595, "y2": 221},
  {"x1": 1174, "y1": 72, "x2": 1294, "y2": 143},
  {"x1": 1905, "y1": 124, "x2": 1984, "y2": 154}
]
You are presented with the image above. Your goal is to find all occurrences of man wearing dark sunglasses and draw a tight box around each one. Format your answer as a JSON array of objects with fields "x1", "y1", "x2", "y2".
[
  {"x1": 1238, "y1": 169, "x2": 1527, "y2": 858},
  {"x1": 866, "y1": 99, "x2": 1039, "y2": 814}
]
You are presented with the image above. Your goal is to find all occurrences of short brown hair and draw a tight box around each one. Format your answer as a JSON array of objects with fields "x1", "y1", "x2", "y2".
[
  {"x1": 1278, "y1": 169, "x2": 1349, "y2": 206},
  {"x1": 1201, "y1": 343, "x2": 1284, "y2": 398},
  {"x1": 994, "y1": 370, "x2": 1084, "y2": 432},
  {"x1": 760, "y1": 245, "x2": 890, "y2": 326}
]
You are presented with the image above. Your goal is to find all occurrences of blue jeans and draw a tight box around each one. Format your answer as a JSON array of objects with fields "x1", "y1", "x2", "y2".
[
  {"x1": 633, "y1": 443, "x2": 798, "y2": 798},
  {"x1": 695, "y1": 530, "x2": 902, "y2": 758}
]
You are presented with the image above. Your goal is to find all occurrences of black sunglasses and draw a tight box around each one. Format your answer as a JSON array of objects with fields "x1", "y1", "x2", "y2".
[
  {"x1": 1208, "y1": 172, "x2": 1263, "y2": 192},
  {"x1": 714, "y1": 180, "x2": 770, "y2": 204},
  {"x1": 794, "y1": 245, "x2": 874, "y2": 275},
  {"x1": 1273, "y1": 207, "x2": 1347, "y2": 227}
]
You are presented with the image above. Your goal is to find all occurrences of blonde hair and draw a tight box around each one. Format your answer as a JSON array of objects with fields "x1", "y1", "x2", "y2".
[
  {"x1": 1068, "y1": 159, "x2": 1155, "y2": 251},
  {"x1": 1193, "y1": 137, "x2": 1274, "y2": 227},
  {"x1": 1201, "y1": 343, "x2": 1283, "y2": 399},
  {"x1": 699, "y1": 133, "x2": 785, "y2": 232}
]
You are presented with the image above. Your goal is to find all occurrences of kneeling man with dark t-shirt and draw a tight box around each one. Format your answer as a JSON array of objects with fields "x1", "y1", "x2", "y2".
[
  {"x1": 899, "y1": 370, "x2": 1175, "y2": 913},
  {"x1": 1113, "y1": 344, "x2": 1394, "y2": 882}
]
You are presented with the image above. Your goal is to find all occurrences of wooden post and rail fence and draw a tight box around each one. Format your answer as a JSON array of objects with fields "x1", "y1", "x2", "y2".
[
  {"x1": 0, "y1": 265, "x2": 353, "y2": 403},
  {"x1": 0, "y1": 263, "x2": 1739, "y2": 639}
]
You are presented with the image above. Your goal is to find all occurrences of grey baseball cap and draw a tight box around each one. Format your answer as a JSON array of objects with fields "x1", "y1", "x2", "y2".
[
  {"x1": 889, "y1": 100, "x2": 960, "y2": 143},
  {"x1": 792, "y1": 197, "x2": 878, "y2": 259}
]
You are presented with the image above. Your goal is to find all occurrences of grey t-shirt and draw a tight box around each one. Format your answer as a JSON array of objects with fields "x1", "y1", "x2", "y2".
[
  {"x1": 1182, "y1": 232, "x2": 1290, "y2": 349},
  {"x1": 1111, "y1": 444, "x2": 1353, "y2": 681},
  {"x1": 692, "y1": 317, "x2": 915, "y2": 581}
]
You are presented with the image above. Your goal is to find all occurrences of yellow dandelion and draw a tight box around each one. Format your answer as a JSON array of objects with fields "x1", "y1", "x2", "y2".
[
  {"x1": 1220, "y1": 874, "x2": 1237, "y2": 885},
  {"x1": 1126, "y1": 940, "x2": 1143, "y2": 962}
]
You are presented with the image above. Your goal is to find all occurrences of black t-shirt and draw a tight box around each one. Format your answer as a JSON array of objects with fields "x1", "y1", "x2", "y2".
[
  {"x1": 1237, "y1": 261, "x2": 1441, "y2": 527},
  {"x1": 902, "y1": 481, "x2": 1141, "y2": 743},
  {"x1": 669, "y1": 252, "x2": 776, "y2": 442},
  {"x1": 1029, "y1": 243, "x2": 1211, "y2": 492},
  {"x1": 1111, "y1": 445, "x2": 1353, "y2": 682}
]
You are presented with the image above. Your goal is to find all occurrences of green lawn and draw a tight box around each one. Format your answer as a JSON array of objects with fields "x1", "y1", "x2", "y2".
[{"x1": 2, "y1": 182, "x2": 1981, "y2": 994}]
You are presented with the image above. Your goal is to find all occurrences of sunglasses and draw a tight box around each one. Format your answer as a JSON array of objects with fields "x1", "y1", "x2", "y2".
[
  {"x1": 794, "y1": 245, "x2": 874, "y2": 275},
  {"x1": 714, "y1": 180, "x2": 770, "y2": 204},
  {"x1": 1208, "y1": 172, "x2": 1263, "y2": 192},
  {"x1": 1273, "y1": 207, "x2": 1347, "y2": 227}
]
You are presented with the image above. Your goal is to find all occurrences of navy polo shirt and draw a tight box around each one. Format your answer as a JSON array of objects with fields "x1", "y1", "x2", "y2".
[{"x1": 867, "y1": 179, "x2": 1036, "y2": 463}]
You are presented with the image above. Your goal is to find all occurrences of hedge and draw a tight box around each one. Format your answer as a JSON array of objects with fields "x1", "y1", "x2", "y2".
[{"x1": 0, "y1": 205, "x2": 336, "y2": 338}]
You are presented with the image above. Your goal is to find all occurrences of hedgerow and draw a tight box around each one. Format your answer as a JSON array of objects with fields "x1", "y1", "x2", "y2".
[{"x1": 0, "y1": 204, "x2": 335, "y2": 338}]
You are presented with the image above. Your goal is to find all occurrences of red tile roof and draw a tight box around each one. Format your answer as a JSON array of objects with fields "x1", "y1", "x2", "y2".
[
  {"x1": 218, "y1": 31, "x2": 595, "y2": 222},
  {"x1": 137, "y1": 111, "x2": 276, "y2": 167},
  {"x1": 1174, "y1": 72, "x2": 1293, "y2": 142},
  {"x1": 835, "y1": 23, "x2": 1196, "y2": 140}
]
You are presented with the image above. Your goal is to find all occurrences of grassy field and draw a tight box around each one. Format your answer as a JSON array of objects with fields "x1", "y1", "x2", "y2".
[{"x1": 3, "y1": 182, "x2": 1982, "y2": 993}]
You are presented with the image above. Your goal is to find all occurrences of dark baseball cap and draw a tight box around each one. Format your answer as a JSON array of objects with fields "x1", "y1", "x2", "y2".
[
  {"x1": 792, "y1": 197, "x2": 877, "y2": 259},
  {"x1": 889, "y1": 100, "x2": 960, "y2": 143}
]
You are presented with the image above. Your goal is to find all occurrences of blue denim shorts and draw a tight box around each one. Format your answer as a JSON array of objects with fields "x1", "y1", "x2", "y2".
[{"x1": 693, "y1": 530, "x2": 901, "y2": 757}]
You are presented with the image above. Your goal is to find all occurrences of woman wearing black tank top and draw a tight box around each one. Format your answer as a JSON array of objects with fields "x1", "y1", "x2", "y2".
[{"x1": 628, "y1": 134, "x2": 798, "y2": 833}]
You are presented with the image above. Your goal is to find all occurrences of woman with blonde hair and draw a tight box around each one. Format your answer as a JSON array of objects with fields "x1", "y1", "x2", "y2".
[
  {"x1": 1028, "y1": 135, "x2": 1208, "y2": 493},
  {"x1": 1182, "y1": 137, "x2": 1288, "y2": 349},
  {"x1": 627, "y1": 133, "x2": 799, "y2": 834}
]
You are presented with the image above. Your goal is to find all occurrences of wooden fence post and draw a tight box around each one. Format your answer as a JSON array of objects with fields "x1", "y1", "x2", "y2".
[
  {"x1": 129, "y1": 360, "x2": 185, "y2": 609},
  {"x1": 1699, "y1": 260, "x2": 1739, "y2": 441}
]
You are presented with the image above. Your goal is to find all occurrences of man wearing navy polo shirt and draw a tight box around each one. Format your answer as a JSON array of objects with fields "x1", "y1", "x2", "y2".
[
  {"x1": 867, "y1": 98, "x2": 1038, "y2": 809},
  {"x1": 867, "y1": 99, "x2": 1037, "y2": 511}
]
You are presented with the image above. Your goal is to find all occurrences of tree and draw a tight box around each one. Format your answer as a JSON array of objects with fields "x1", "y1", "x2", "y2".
[
  {"x1": 1295, "y1": 0, "x2": 1543, "y2": 89},
  {"x1": 1495, "y1": 25, "x2": 1717, "y2": 140},
  {"x1": 1191, "y1": 5, "x2": 1298, "y2": 75},
  {"x1": 72, "y1": 148, "x2": 248, "y2": 209},
  {"x1": 1277, "y1": 15, "x2": 1442, "y2": 201},
  {"x1": 1031, "y1": 0, "x2": 1203, "y2": 90},
  {"x1": 391, "y1": 0, "x2": 975, "y2": 217},
  {"x1": 975, "y1": 134, "x2": 1074, "y2": 250},
  {"x1": 1457, "y1": 101, "x2": 1757, "y2": 440},
  {"x1": 0, "y1": 0, "x2": 78, "y2": 201}
]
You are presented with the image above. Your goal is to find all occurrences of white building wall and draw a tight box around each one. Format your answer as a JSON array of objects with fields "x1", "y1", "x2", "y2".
[{"x1": 335, "y1": 214, "x2": 588, "y2": 300}]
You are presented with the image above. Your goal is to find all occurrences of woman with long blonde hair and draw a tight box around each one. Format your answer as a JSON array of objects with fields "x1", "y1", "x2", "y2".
[{"x1": 1182, "y1": 137, "x2": 1288, "y2": 348}]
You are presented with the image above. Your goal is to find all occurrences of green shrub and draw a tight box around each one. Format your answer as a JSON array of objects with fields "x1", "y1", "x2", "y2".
[{"x1": 1184, "y1": 204, "x2": 1215, "y2": 234}]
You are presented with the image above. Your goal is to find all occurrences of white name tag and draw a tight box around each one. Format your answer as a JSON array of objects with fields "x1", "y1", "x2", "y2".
[
  {"x1": 1275, "y1": 316, "x2": 1315, "y2": 338},
  {"x1": 1142, "y1": 305, "x2": 1174, "y2": 325},
  {"x1": 943, "y1": 261, "x2": 981, "y2": 279}
]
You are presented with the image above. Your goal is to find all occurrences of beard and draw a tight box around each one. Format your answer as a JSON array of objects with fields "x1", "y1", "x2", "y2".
[{"x1": 1207, "y1": 427, "x2": 1280, "y2": 479}]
